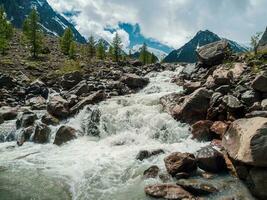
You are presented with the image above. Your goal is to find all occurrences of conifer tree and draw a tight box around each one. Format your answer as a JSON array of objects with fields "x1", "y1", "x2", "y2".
[
  {"x1": 149, "y1": 53, "x2": 157, "y2": 64},
  {"x1": 68, "y1": 41, "x2": 76, "y2": 59},
  {"x1": 139, "y1": 43, "x2": 149, "y2": 64},
  {"x1": 87, "y1": 35, "x2": 96, "y2": 60},
  {"x1": 108, "y1": 45, "x2": 113, "y2": 59},
  {"x1": 112, "y1": 32, "x2": 122, "y2": 62},
  {"x1": 0, "y1": 5, "x2": 13, "y2": 55},
  {"x1": 60, "y1": 27, "x2": 74, "y2": 55},
  {"x1": 23, "y1": 8, "x2": 43, "y2": 58},
  {"x1": 97, "y1": 40, "x2": 105, "y2": 60},
  {"x1": 128, "y1": 49, "x2": 132, "y2": 58}
]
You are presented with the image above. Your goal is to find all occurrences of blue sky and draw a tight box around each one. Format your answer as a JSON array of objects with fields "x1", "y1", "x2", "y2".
[{"x1": 47, "y1": 0, "x2": 267, "y2": 51}]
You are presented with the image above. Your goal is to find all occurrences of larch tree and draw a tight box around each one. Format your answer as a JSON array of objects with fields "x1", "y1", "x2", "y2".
[
  {"x1": 23, "y1": 8, "x2": 43, "y2": 58},
  {"x1": 68, "y1": 41, "x2": 76, "y2": 59},
  {"x1": 139, "y1": 43, "x2": 149, "y2": 65},
  {"x1": 60, "y1": 27, "x2": 74, "y2": 55},
  {"x1": 87, "y1": 35, "x2": 96, "y2": 60},
  {"x1": 0, "y1": 5, "x2": 13, "y2": 55},
  {"x1": 97, "y1": 40, "x2": 105, "y2": 60},
  {"x1": 112, "y1": 32, "x2": 122, "y2": 62}
]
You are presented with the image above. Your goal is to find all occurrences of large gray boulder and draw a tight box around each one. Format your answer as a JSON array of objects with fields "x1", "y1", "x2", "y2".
[
  {"x1": 197, "y1": 40, "x2": 230, "y2": 66},
  {"x1": 222, "y1": 117, "x2": 267, "y2": 167},
  {"x1": 61, "y1": 71, "x2": 82, "y2": 90}
]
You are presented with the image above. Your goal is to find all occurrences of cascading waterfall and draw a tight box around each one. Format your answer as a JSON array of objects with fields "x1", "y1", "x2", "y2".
[{"x1": 0, "y1": 67, "x2": 254, "y2": 200}]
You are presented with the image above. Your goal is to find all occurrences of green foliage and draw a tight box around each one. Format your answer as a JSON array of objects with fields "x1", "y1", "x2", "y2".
[
  {"x1": 87, "y1": 35, "x2": 96, "y2": 59},
  {"x1": 23, "y1": 8, "x2": 43, "y2": 58},
  {"x1": 112, "y1": 32, "x2": 122, "y2": 62},
  {"x1": 250, "y1": 32, "x2": 262, "y2": 55},
  {"x1": 96, "y1": 40, "x2": 105, "y2": 60},
  {"x1": 56, "y1": 60, "x2": 81, "y2": 75},
  {"x1": 60, "y1": 27, "x2": 74, "y2": 55},
  {"x1": 0, "y1": 5, "x2": 13, "y2": 55},
  {"x1": 139, "y1": 43, "x2": 149, "y2": 64},
  {"x1": 139, "y1": 43, "x2": 158, "y2": 65},
  {"x1": 108, "y1": 45, "x2": 113, "y2": 59},
  {"x1": 68, "y1": 42, "x2": 76, "y2": 59}
]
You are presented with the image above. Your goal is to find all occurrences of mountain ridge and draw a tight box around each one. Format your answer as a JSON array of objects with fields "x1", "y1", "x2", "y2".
[
  {"x1": 163, "y1": 30, "x2": 248, "y2": 63},
  {"x1": 0, "y1": 0, "x2": 86, "y2": 43}
]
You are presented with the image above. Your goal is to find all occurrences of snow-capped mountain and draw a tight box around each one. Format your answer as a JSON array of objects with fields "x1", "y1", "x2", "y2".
[
  {"x1": 163, "y1": 30, "x2": 248, "y2": 63},
  {"x1": 0, "y1": 0, "x2": 86, "y2": 43}
]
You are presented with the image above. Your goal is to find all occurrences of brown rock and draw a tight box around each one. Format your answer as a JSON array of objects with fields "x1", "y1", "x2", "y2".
[
  {"x1": 33, "y1": 123, "x2": 51, "y2": 144},
  {"x1": 191, "y1": 120, "x2": 214, "y2": 141},
  {"x1": 177, "y1": 179, "x2": 218, "y2": 195},
  {"x1": 172, "y1": 88, "x2": 211, "y2": 124},
  {"x1": 143, "y1": 165, "x2": 160, "y2": 179},
  {"x1": 164, "y1": 152, "x2": 197, "y2": 176},
  {"x1": 144, "y1": 184, "x2": 194, "y2": 200},
  {"x1": 196, "y1": 145, "x2": 227, "y2": 173},
  {"x1": 210, "y1": 121, "x2": 229, "y2": 138},
  {"x1": 222, "y1": 117, "x2": 267, "y2": 167},
  {"x1": 53, "y1": 126, "x2": 77, "y2": 146},
  {"x1": 47, "y1": 95, "x2": 69, "y2": 119}
]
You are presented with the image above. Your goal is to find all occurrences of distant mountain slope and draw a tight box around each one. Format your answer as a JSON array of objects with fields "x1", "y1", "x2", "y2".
[
  {"x1": 0, "y1": 0, "x2": 86, "y2": 43},
  {"x1": 259, "y1": 27, "x2": 267, "y2": 47},
  {"x1": 163, "y1": 30, "x2": 248, "y2": 63}
]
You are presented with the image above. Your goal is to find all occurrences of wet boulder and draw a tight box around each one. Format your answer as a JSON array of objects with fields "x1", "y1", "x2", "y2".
[
  {"x1": 191, "y1": 120, "x2": 214, "y2": 141},
  {"x1": 246, "y1": 111, "x2": 267, "y2": 118},
  {"x1": 53, "y1": 125, "x2": 77, "y2": 145},
  {"x1": 26, "y1": 80, "x2": 49, "y2": 99},
  {"x1": 33, "y1": 123, "x2": 51, "y2": 144},
  {"x1": 143, "y1": 165, "x2": 160, "y2": 179},
  {"x1": 0, "y1": 107, "x2": 18, "y2": 121},
  {"x1": 160, "y1": 93, "x2": 184, "y2": 114},
  {"x1": 197, "y1": 40, "x2": 230, "y2": 66},
  {"x1": 144, "y1": 184, "x2": 194, "y2": 200},
  {"x1": 136, "y1": 149, "x2": 164, "y2": 161},
  {"x1": 164, "y1": 152, "x2": 197, "y2": 176},
  {"x1": 70, "y1": 91, "x2": 106, "y2": 115},
  {"x1": 177, "y1": 179, "x2": 218, "y2": 196},
  {"x1": 47, "y1": 95, "x2": 69, "y2": 119},
  {"x1": 196, "y1": 145, "x2": 227, "y2": 173},
  {"x1": 61, "y1": 71, "x2": 82, "y2": 90},
  {"x1": 16, "y1": 110, "x2": 37, "y2": 129},
  {"x1": 222, "y1": 117, "x2": 267, "y2": 167},
  {"x1": 251, "y1": 72, "x2": 267, "y2": 93},
  {"x1": 120, "y1": 73, "x2": 149, "y2": 89},
  {"x1": 172, "y1": 88, "x2": 211, "y2": 124},
  {"x1": 16, "y1": 126, "x2": 35, "y2": 146},
  {"x1": 41, "y1": 113, "x2": 60, "y2": 126}
]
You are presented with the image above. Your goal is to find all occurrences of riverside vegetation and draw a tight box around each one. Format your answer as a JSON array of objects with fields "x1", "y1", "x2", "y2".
[{"x1": 0, "y1": 6, "x2": 267, "y2": 200}]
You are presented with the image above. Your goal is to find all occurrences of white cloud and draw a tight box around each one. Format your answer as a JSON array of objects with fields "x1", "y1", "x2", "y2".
[{"x1": 47, "y1": 0, "x2": 267, "y2": 48}]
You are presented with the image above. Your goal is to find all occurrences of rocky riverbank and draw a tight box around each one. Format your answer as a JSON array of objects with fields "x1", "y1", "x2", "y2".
[{"x1": 143, "y1": 40, "x2": 267, "y2": 199}]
